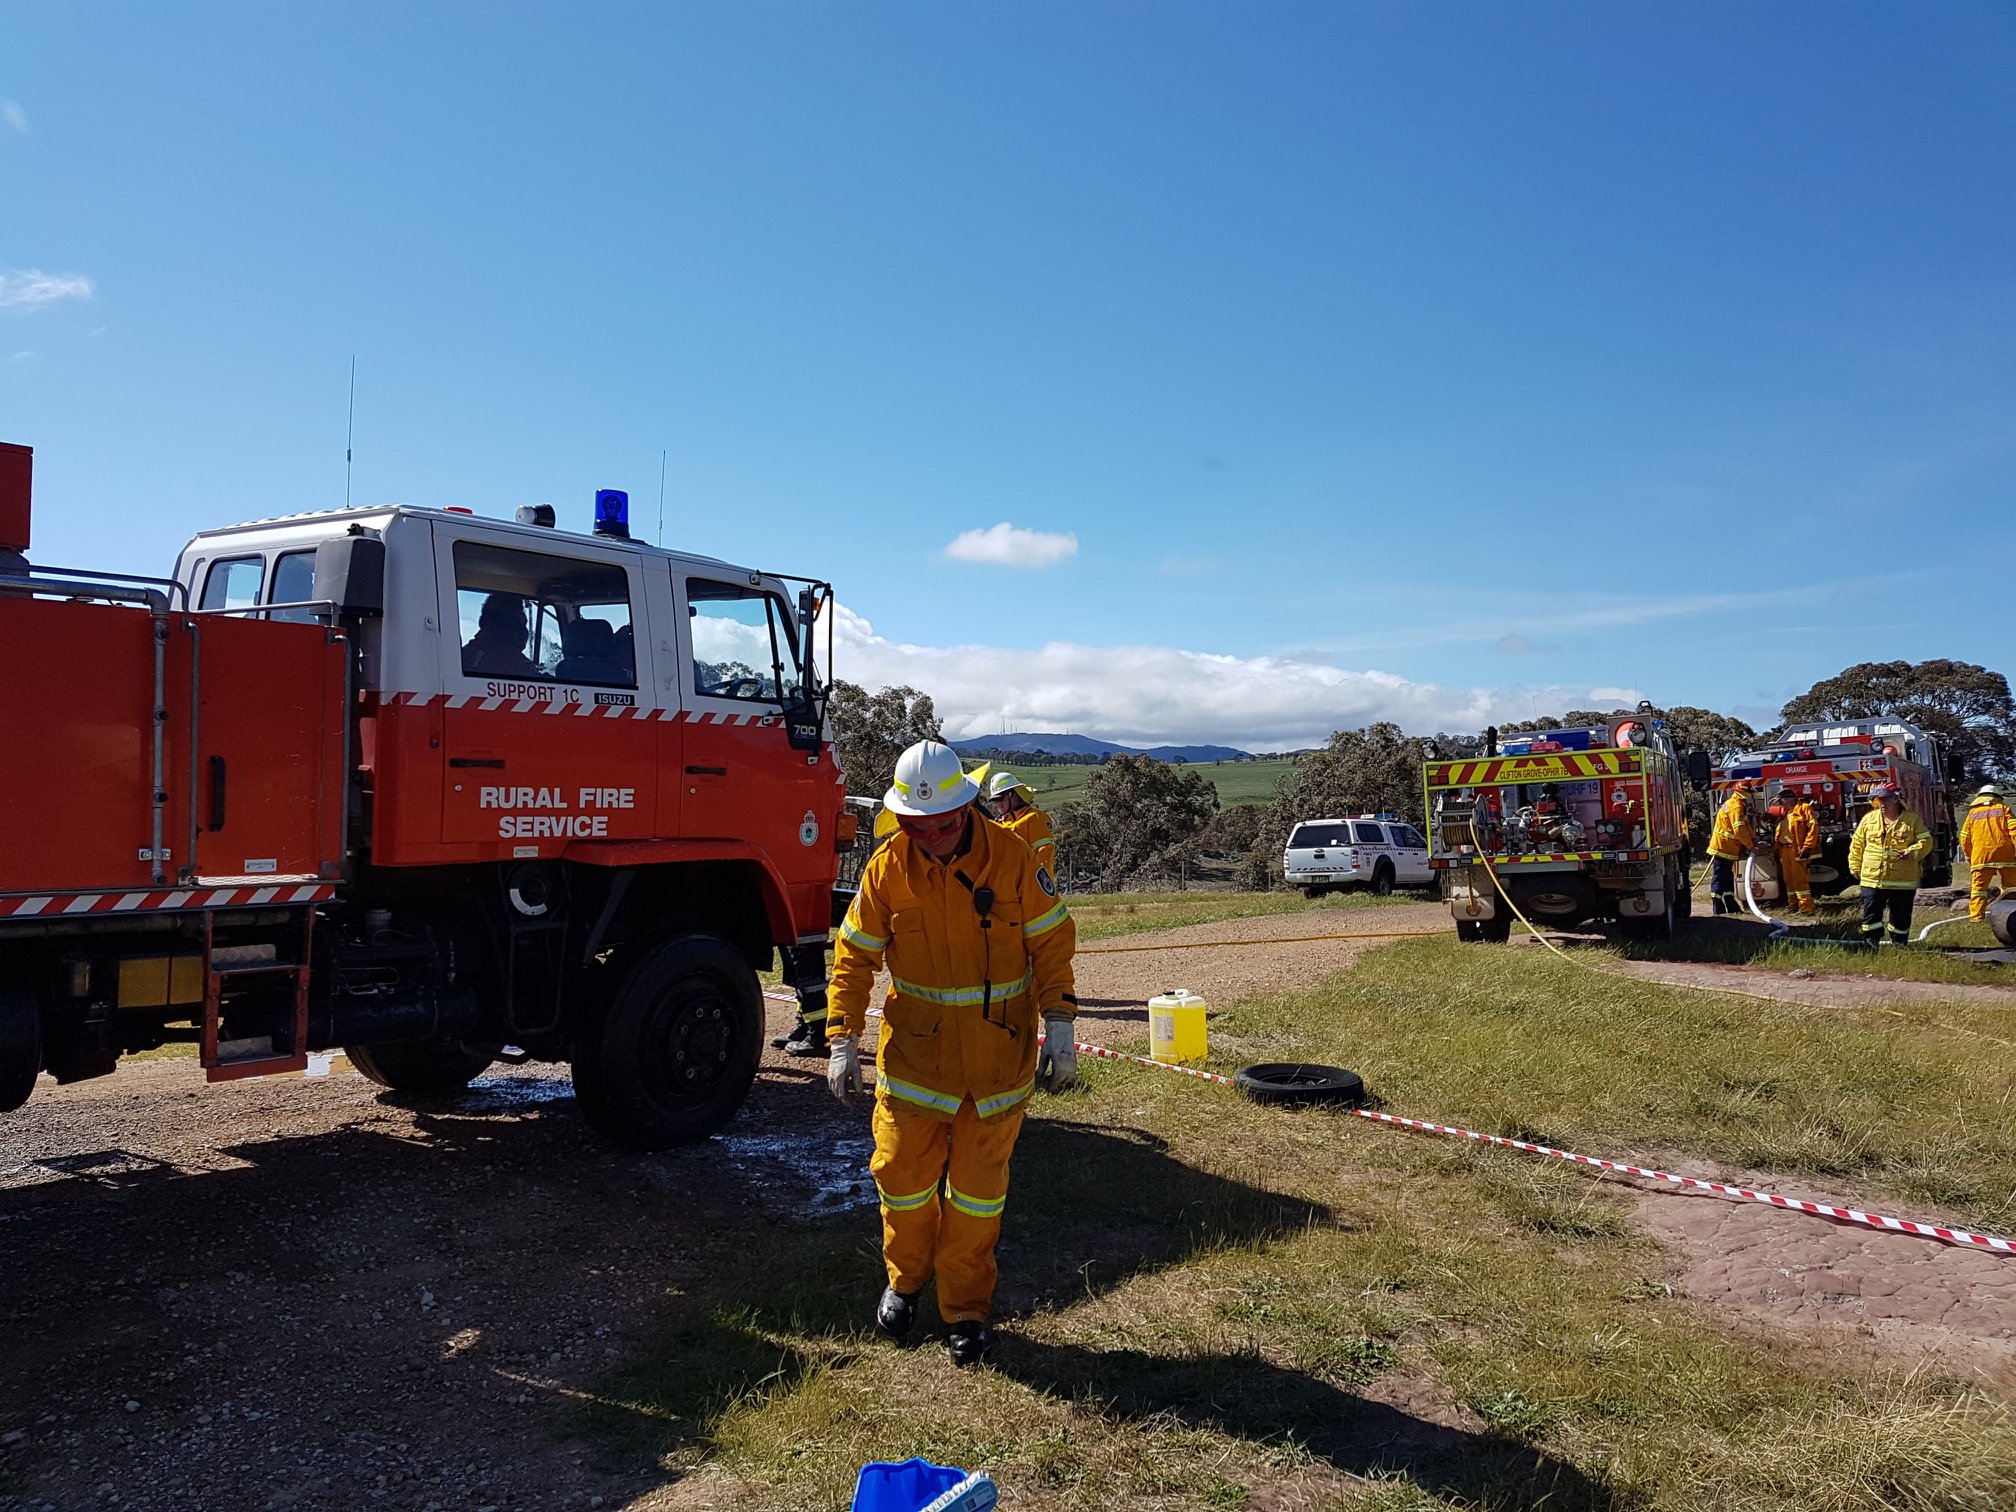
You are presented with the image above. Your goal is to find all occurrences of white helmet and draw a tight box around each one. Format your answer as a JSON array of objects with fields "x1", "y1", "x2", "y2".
[
  {"x1": 884, "y1": 740, "x2": 980, "y2": 817},
  {"x1": 986, "y1": 771, "x2": 1031, "y2": 801}
]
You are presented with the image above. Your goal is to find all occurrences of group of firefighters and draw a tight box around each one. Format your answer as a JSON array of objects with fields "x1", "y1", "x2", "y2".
[
  {"x1": 814, "y1": 740, "x2": 2015, "y2": 1369},
  {"x1": 1705, "y1": 778, "x2": 2016, "y2": 944}
]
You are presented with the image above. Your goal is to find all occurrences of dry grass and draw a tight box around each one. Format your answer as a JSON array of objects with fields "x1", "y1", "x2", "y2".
[
  {"x1": 1069, "y1": 888, "x2": 1417, "y2": 943},
  {"x1": 588, "y1": 928, "x2": 2016, "y2": 1511}
]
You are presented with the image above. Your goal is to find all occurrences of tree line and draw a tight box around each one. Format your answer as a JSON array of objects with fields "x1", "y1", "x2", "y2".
[{"x1": 830, "y1": 660, "x2": 2016, "y2": 891}]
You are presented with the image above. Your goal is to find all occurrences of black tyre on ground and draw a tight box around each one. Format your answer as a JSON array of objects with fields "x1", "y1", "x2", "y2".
[
  {"x1": 1302, "y1": 886, "x2": 1326, "y2": 900},
  {"x1": 1619, "y1": 858, "x2": 1683, "y2": 941},
  {"x1": 1234, "y1": 1062, "x2": 1365, "y2": 1108},
  {"x1": 1455, "y1": 919, "x2": 1482, "y2": 942},
  {"x1": 1478, "y1": 915, "x2": 1513, "y2": 943},
  {"x1": 572, "y1": 933, "x2": 763, "y2": 1150},
  {"x1": 346, "y1": 1038, "x2": 496, "y2": 1094},
  {"x1": 0, "y1": 988, "x2": 41, "y2": 1113},
  {"x1": 1370, "y1": 862, "x2": 1395, "y2": 897}
]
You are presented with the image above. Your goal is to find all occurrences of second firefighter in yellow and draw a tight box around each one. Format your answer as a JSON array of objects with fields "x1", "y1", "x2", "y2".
[
  {"x1": 827, "y1": 741, "x2": 1077, "y2": 1367},
  {"x1": 1772, "y1": 789, "x2": 1821, "y2": 915},
  {"x1": 987, "y1": 771, "x2": 1057, "y2": 874},
  {"x1": 1706, "y1": 781, "x2": 1759, "y2": 915},
  {"x1": 1960, "y1": 784, "x2": 2016, "y2": 923}
]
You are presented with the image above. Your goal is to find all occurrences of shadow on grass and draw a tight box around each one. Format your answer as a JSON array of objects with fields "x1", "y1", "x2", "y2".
[
  {"x1": 602, "y1": 1118, "x2": 1610, "y2": 1507},
  {"x1": 994, "y1": 1337, "x2": 1614, "y2": 1512}
]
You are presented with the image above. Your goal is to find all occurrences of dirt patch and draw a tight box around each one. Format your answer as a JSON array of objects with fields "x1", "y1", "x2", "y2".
[
  {"x1": 0, "y1": 1008, "x2": 870, "y2": 1512},
  {"x1": 1068, "y1": 902, "x2": 1449, "y2": 1037},
  {"x1": 1627, "y1": 1169, "x2": 2016, "y2": 1384},
  {"x1": 1609, "y1": 957, "x2": 2016, "y2": 1012}
]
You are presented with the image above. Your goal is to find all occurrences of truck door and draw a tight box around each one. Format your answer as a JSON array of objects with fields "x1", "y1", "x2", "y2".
[
  {"x1": 676, "y1": 573, "x2": 820, "y2": 858},
  {"x1": 432, "y1": 533, "x2": 660, "y2": 856}
]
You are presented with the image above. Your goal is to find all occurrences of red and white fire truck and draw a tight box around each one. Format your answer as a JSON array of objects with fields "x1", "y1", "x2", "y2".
[
  {"x1": 1711, "y1": 718, "x2": 1956, "y2": 898},
  {"x1": 0, "y1": 442, "x2": 850, "y2": 1147},
  {"x1": 1423, "y1": 708, "x2": 1693, "y2": 941}
]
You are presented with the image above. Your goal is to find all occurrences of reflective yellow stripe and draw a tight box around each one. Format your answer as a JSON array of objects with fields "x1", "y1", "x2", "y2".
[
  {"x1": 839, "y1": 918, "x2": 888, "y2": 952},
  {"x1": 974, "y1": 1077, "x2": 1034, "y2": 1118},
  {"x1": 876, "y1": 1180, "x2": 939, "y2": 1212},
  {"x1": 878, "y1": 1072, "x2": 963, "y2": 1116},
  {"x1": 889, "y1": 968, "x2": 1033, "y2": 1008},
  {"x1": 1032, "y1": 836, "x2": 1056, "y2": 854},
  {"x1": 945, "y1": 1183, "x2": 1006, "y2": 1219},
  {"x1": 1023, "y1": 902, "x2": 1068, "y2": 939}
]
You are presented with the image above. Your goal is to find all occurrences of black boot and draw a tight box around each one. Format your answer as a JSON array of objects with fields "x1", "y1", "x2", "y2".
[
  {"x1": 779, "y1": 1019, "x2": 828, "y2": 1058},
  {"x1": 875, "y1": 1287, "x2": 919, "y2": 1339},
  {"x1": 946, "y1": 1320, "x2": 991, "y2": 1367}
]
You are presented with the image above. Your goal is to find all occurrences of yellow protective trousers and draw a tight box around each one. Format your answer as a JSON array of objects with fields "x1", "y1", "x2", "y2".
[
  {"x1": 1972, "y1": 864, "x2": 2016, "y2": 922},
  {"x1": 1777, "y1": 848, "x2": 1816, "y2": 912},
  {"x1": 871, "y1": 1092, "x2": 1026, "y2": 1323}
]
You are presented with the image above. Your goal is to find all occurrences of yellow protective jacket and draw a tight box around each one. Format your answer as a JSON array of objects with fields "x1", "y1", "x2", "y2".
[
  {"x1": 1706, "y1": 793, "x2": 1756, "y2": 860},
  {"x1": 1776, "y1": 801, "x2": 1820, "y2": 860},
  {"x1": 1960, "y1": 799, "x2": 2016, "y2": 865},
  {"x1": 1847, "y1": 806, "x2": 1933, "y2": 890},
  {"x1": 1002, "y1": 803, "x2": 1057, "y2": 874},
  {"x1": 830, "y1": 815, "x2": 1076, "y2": 1121}
]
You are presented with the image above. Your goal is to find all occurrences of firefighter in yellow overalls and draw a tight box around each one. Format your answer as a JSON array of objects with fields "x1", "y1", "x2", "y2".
[
  {"x1": 826, "y1": 740, "x2": 1077, "y2": 1367},
  {"x1": 1960, "y1": 784, "x2": 2016, "y2": 923},
  {"x1": 1772, "y1": 788, "x2": 1821, "y2": 915},
  {"x1": 986, "y1": 771, "x2": 1057, "y2": 874}
]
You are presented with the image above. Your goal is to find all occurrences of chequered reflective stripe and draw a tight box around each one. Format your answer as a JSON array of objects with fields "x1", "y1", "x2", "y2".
[
  {"x1": 945, "y1": 1183, "x2": 1006, "y2": 1219},
  {"x1": 839, "y1": 917, "x2": 888, "y2": 952},
  {"x1": 1023, "y1": 902, "x2": 1068, "y2": 939},
  {"x1": 0, "y1": 884, "x2": 334, "y2": 919},
  {"x1": 878, "y1": 1072, "x2": 963, "y2": 1116},
  {"x1": 974, "y1": 1078, "x2": 1034, "y2": 1118},
  {"x1": 889, "y1": 968, "x2": 1033, "y2": 1008},
  {"x1": 876, "y1": 1180, "x2": 939, "y2": 1212},
  {"x1": 379, "y1": 691, "x2": 789, "y2": 726}
]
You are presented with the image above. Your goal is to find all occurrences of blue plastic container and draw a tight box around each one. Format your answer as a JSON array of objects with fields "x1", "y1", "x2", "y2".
[{"x1": 850, "y1": 1458, "x2": 968, "y2": 1512}]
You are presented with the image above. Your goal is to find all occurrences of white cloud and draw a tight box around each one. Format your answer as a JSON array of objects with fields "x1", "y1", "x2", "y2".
[
  {"x1": 944, "y1": 522, "x2": 1078, "y2": 569},
  {"x1": 1, "y1": 99, "x2": 24, "y2": 133},
  {"x1": 831, "y1": 604, "x2": 1643, "y2": 751},
  {"x1": 0, "y1": 269, "x2": 95, "y2": 311},
  {"x1": 1494, "y1": 633, "x2": 1553, "y2": 656}
]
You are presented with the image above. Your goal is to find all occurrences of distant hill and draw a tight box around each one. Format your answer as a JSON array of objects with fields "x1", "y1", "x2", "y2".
[{"x1": 952, "y1": 733, "x2": 1252, "y2": 763}]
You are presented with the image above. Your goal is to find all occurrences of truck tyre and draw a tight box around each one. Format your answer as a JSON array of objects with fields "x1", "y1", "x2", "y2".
[
  {"x1": 347, "y1": 1039, "x2": 496, "y2": 1094},
  {"x1": 1456, "y1": 919, "x2": 1482, "y2": 942},
  {"x1": 1479, "y1": 915, "x2": 1513, "y2": 943},
  {"x1": 573, "y1": 933, "x2": 762, "y2": 1150},
  {"x1": 1619, "y1": 883, "x2": 1678, "y2": 941},
  {"x1": 1234, "y1": 1062, "x2": 1364, "y2": 1108},
  {"x1": 0, "y1": 989, "x2": 41, "y2": 1113},
  {"x1": 1371, "y1": 862, "x2": 1395, "y2": 897}
]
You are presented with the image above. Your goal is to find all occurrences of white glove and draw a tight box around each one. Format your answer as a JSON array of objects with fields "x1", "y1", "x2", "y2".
[
  {"x1": 827, "y1": 1034, "x2": 861, "y2": 1104},
  {"x1": 1037, "y1": 1017, "x2": 1077, "y2": 1093}
]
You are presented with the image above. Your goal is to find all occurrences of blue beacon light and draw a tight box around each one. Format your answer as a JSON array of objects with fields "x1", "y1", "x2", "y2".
[{"x1": 594, "y1": 488, "x2": 630, "y2": 540}]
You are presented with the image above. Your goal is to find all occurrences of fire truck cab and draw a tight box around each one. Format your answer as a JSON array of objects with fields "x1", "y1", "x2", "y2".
[{"x1": 1, "y1": 448, "x2": 846, "y2": 1149}]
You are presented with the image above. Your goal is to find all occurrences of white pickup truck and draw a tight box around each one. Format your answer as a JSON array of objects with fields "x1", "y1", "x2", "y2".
[{"x1": 1282, "y1": 815, "x2": 1432, "y2": 897}]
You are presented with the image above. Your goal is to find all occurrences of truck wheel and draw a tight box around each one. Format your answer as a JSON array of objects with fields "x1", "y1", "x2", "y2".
[
  {"x1": 0, "y1": 989, "x2": 42, "y2": 1113},
  {"x1": 1619, "y1": 884, "x2": 1678, "y2": 941},
  {"x1": 1371, "y1": 863, "x2": 1395, "y2": 897},
  {"x1": 573, "y1": 934, "x2": 762, "y2": 1150},
  {"x1": 1479, "y1": 916, "x2": 1513, "y2": 943},
  {"x1": 1456, "y1": 919, "x2": 1482, "y2": 942},
  {"x1": 347, "y1": 1039, "x2": 496, "y2": 1094}
]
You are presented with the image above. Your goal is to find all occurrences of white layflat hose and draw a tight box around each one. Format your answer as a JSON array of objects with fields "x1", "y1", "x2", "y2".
[{"x1": 1740, "y1": 853, "x2": 1971, "y2": 946}]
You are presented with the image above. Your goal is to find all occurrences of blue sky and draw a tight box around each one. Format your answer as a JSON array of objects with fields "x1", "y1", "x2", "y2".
[{"x1": 5, "y1": 3, "x2": 2011, "y2": 748}]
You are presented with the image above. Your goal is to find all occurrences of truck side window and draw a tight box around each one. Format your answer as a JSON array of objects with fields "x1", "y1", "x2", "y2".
[
  {"x1": 452, "y1": 541, "x2": 634, "y2": 688},
  {"x1": 688, "y1": 579, "x2": 802, "y2": 704},
  {"x1": 267, "y1": 550, "x2": 317, "y2": 623},
  {"x1": 199, "y1": 556, "x2": 264, "y2": 611}
]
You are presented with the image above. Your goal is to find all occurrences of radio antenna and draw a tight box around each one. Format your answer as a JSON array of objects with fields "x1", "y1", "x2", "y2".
[
  {"x1": 657, "y1": 447, "x2": 667, "y2": 545},
  {"x1": 345, "y1": 356, "x2": 357, "y2": 508}
]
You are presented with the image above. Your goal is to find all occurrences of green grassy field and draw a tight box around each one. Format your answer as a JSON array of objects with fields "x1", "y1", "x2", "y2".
[
  {"x1": 590, "y1": 916, "x2": 2016, "y2": 1511},
  {"x1": 995, "y1": 757, "x2": 1298, "y2": 810}
]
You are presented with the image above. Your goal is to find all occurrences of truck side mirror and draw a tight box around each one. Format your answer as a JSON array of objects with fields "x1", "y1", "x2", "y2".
[
  {"x1": 1685, "y1": 750, "x2": 1711, "y2": 790},
  {"x1": 314, "y1": 534, "x2": 385, "y2": 617}
]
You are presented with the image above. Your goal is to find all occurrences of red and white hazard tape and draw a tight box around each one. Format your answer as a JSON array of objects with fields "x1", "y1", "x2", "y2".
[
  {"x1": 1070, "y1": 1034, "x2": 2016, "y2": 1257},
  {"x1": 1347, "y1": 1108, "x2": 2015, "y2": 1255}
]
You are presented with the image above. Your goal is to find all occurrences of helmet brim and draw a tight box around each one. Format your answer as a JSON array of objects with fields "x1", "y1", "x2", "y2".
[{"x1": 883, "y1": 775, "x2": 981, "y2": 818}]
